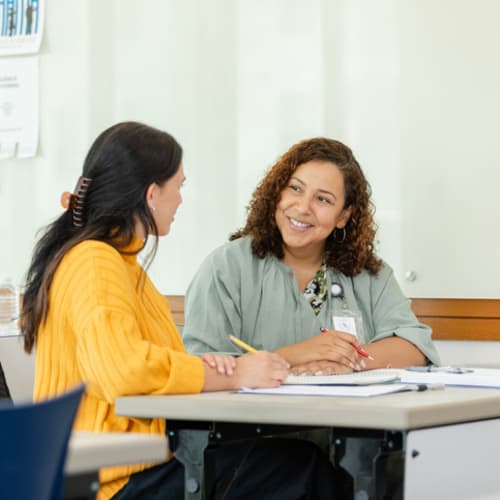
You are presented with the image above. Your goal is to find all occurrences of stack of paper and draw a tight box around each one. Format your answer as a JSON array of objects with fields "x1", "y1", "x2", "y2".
[
  {"x1": 241, "y1": 370, "x2": 408, "y2": 397},
  {"x1": 240, "y1": 384, "x2": 413, "y2": 397},
  {"x1": 238, "y1": 367, "x2": 500, "y2": 397},
  {"x1": 400, "y1": 367, "x2": 500, "y2": 388},
  {"x1": 284, "y1": 372, "x2": 400, "y2": 386}
]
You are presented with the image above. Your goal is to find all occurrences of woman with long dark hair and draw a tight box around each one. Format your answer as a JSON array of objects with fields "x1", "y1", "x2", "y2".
[{"x1": 21, "y1": 122, "x2": 339, "y2": 499}]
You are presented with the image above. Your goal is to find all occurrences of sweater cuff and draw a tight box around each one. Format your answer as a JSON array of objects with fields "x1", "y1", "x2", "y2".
[{"x1": 164, "y1": 351, "x2": 205, "y2": 394}]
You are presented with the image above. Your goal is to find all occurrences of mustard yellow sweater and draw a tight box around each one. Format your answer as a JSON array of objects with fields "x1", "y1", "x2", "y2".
[{"x1": 33, "y1": 239, "x2": 205, "y2": 499}]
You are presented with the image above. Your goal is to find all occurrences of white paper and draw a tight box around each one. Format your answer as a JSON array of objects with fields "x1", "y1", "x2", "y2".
[
  {"x1": 0, "y1": 56, "x2": 38, "y2": 158},
  {"x1": 240, "y1": 384, "x2": 412, "y2": 397},
  {"x1": 0, "y1": 0, "x2": 44, "y2": 55},
  {"x1": 400, "y1": 367, "x2": 500, "y2": 388},
  {"x1": 284, "y1": 372, "x2": 400, "y2": 386}
]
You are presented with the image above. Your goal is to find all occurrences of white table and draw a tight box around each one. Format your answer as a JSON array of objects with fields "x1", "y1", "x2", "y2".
[
  {"x1": 116, "y1": 388, "x2": 500, "y2": 500},
  {"x1": 64, "y1": 431, "x2": 168, "y2": 498},
  {"x1": 66, "y1": 431, "x2": 168, "y2": 474}
]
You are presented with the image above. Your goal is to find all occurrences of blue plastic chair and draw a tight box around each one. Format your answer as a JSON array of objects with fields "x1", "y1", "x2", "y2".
[{"x1": 0, "y1": 384, "x2": 85, "y2": 500}]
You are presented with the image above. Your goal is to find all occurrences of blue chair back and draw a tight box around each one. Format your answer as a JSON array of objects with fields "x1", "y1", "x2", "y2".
[{"x1": 0, "y1": 384, "x2": 85, "y2": 500}]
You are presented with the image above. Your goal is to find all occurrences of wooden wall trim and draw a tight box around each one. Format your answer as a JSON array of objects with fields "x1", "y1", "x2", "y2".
[
  {"x1": 411, "y1": 298, "x2": 500, "y2": 341},
  {"x1": 166, "y1": 295, "x2": 500, "y2": 342},
  {"x1": 167, "y1": 295, "x2": 185, "y2": 326},
  {"x1": 411, "y1": 298, "x2": 500, "y2": 318}
]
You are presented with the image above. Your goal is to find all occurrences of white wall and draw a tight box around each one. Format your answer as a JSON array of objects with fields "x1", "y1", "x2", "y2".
[
  {"x1": 1, "y1": 0, "x2": 499, "y2": 297},
  {"x1": 399, "y1": 0, "x2": 500, "y2": 298},
  {"x1": 1, "y1": 0, "x2": 500, "y2": 392},
  {"x1": 323, "y1": 0, "x2": 403, "y2": 278}
]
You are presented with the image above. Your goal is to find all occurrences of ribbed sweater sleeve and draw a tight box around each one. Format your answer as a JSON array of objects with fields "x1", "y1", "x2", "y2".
[{"x1": 64, "y1": 241, "x2": 204, "y2": 402}]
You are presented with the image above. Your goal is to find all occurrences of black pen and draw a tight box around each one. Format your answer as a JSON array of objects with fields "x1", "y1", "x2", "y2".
[
  {"x1": 407, "y1": 383, "x2": 445, "y2": 392},
  {"x1": 406, "y1": 366, "x2": 474, "y2": 374}
]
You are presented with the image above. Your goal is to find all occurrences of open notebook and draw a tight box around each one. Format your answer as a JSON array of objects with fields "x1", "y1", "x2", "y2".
[
  {"x1": 284, "y1": 370, "x2": 400, "y2": 386},
  {"x1": 239, "y1": 384, "x2": 420, "y2": 397},
  {"x1": 240, "y1": 369, "x2": 445, "y2": 397}
]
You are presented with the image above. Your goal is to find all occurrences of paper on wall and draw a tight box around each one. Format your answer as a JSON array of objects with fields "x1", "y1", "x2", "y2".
[
  {"x1": 0, "y1": 56, "x2": 38, "y2": 158},
  {"x1": 0, "y1": 0, "x2": 44, "y2": 56}
]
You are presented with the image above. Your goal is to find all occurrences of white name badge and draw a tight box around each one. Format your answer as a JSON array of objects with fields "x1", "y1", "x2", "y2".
[{"x1": 333, "y1": 315, "x2": 358, "y2": 336}]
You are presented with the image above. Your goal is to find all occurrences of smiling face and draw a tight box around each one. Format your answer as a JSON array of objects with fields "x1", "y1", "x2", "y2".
[
  {"x1": 147, "y1": 163, "x2": 185, "y2": 236},
  {"x1": 275, "y1": 160, "x2": 351, "y2": 258}
]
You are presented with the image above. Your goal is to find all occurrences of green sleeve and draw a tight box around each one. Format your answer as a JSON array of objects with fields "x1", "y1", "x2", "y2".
[
  {"x1": 183, "y1": 245, "x2": 244, "y2": 355},
  {"x1": 368, "y1": 266, "x2": 441, "y2": 365}
]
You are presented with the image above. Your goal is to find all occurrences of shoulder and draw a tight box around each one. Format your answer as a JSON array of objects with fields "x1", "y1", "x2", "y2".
[
  {"x1": 65, "y1": 240, "x2": 122, "y2": 264},
  {"x1": 61, "y1": 240, "x2": 127, "y2": 277},
  {"x1": 365, "y1": 262, "x2": 393, "y2": 283},
  {"x1": 331, "y1": 261, "x2": 396, "y2": 293},
  {"x1": 203, "y1": 237, "x2": 256, "y2": 267},
  {"x1": 353, "y1": 261, "x2": 393, "y2": 283},
  {"x1": 69, "y1": 239, "x2": 119, "y2": 255},
  {"x1": 352, "y1": 262, "x2": 405, "y2": 303},
  {"x1": 57, "y1": 241, "x2": 137, "y2": 302},
  {"x1": 194, "y1": 237, "x2": 270, "y2": 288}
]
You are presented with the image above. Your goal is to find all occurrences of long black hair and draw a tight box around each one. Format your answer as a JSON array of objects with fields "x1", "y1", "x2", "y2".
[{"x1": 21, "y1": 121, "x2": 183, "y2": 353}]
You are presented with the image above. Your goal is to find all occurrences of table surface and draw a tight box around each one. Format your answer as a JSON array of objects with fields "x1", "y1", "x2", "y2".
[
  {"x1": 116, "y1": 387, "x2": 500, "y2": 430},
  {"x1": 65, "y1": 431, "x2": 168, "y2": 474}
]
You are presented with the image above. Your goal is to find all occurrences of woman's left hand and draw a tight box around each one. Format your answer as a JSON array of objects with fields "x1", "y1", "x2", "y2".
[{"x1": 200, "y1": 353, "x2": 237, "y2": 376}]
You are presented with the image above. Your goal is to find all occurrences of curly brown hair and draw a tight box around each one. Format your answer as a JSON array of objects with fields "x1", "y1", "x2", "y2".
[{"x1": 230, "y1": 137, "x2": 382, "y2": 277}]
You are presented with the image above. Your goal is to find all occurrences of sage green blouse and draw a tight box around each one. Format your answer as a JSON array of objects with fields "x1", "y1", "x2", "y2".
[{"x1": 182, "y1": 237, "x2": 440, "y2": 365}]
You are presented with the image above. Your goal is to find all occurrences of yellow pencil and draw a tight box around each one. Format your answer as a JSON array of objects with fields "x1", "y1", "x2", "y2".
[{"x1": 227, "y1": 334, "x2": 257, "y2": 353}]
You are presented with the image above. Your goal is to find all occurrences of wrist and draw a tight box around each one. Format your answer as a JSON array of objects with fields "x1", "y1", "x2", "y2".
[
  {"x1": 274, "y1": 345, "x2": 296, "y2": 365},
  {"x1": 201, "y1": 364, "x2": 235, "y2": 392},
  {"x1": 231, "y1": 358, "x2": 246, "y2": 390}
]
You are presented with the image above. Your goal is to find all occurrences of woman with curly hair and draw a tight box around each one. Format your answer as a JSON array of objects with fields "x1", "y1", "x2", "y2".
[{"x1": 183, "y1": 137, "x2": 439, "y2": 373}]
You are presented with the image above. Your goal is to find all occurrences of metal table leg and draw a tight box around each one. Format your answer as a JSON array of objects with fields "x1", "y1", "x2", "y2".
[{"x1": 170, "y1": 429, "x2": 212, "y2": 500}]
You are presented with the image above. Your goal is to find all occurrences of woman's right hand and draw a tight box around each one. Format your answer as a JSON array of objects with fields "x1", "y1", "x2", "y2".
[
  {"x1": 233, "y1": 351, "x2": 290, "y2": 389},
  {"x1": 276, "y1": 329, "x2": 362, "y2": 370}
]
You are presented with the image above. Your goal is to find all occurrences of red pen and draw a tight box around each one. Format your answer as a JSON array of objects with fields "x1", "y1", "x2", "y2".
[{"x1": 320, "y1": 327, "x2": 375, "y2": 360}]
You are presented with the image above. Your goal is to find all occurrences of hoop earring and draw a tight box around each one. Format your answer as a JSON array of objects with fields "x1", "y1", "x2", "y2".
[{"x1": 333, "y1": 227, "x2": 346, "y2": 243}]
